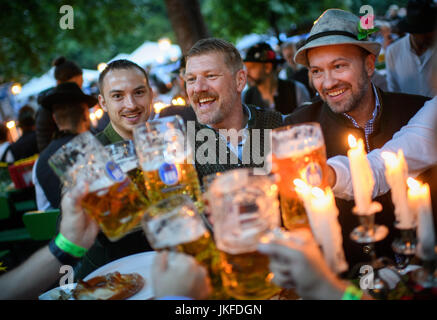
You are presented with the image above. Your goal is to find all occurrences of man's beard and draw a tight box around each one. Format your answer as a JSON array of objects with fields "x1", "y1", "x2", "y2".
[{"x1": 324, "y1": 68, "x2": 369, "y2": 114}]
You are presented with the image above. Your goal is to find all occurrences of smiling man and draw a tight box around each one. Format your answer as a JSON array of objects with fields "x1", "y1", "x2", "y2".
[
  {"x1": 74, "y1": 59, "x2": 155, "y2": 280},
  {"x1": 96, "y1": 59, "x2": 153, "y2": 144},
  {"x1": 184, "y1": 38, "x2": 285, "y2": 182},
  {"x1": 284, "y1": 9, "x2": 430, "y2": 268}
]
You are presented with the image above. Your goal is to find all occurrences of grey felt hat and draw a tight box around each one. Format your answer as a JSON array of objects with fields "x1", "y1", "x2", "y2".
[{"x1": 294, "y1": 9, "x2": 381, "y2": 67}]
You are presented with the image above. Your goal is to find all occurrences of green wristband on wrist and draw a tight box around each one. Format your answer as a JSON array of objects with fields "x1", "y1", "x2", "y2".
[
  {"x1": 342, "y1": 285, "x2": 363, "y2": 300},
  {"x1": 54, "y1": 233, "x2": 87, "y2": 258}
]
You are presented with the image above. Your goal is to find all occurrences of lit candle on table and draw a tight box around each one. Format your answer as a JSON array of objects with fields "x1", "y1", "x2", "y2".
[
  {"x1": 381, "y1": 150, "x2": 413, "y2": 229},
  {"x1": 347, "y1": 134, "x2": 377, "y2": 214},
  {"x1": 6, "y1": 121, "x2": 19, "y2": 142},
  {"x1": 407, "y1": 178, "x2": 436, "y2": 261},
  {"x1": 295, "y1": 178, "x2": 348, "y2": 274}
]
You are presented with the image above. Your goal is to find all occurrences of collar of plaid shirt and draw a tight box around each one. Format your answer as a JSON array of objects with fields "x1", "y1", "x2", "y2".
[{"x1": 342, "y1": 84, "x2": 380, "y2": 152}]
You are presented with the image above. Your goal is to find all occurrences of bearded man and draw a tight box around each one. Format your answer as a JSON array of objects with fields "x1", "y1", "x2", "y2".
[{"x1": 284, "y1": 9, "x2": 430, "y2": 268}]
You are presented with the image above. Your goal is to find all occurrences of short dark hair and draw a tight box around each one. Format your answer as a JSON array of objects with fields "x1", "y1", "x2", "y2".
[
  {"x1": 18, "y1": 105, "x2": 35, "y2": 129},
  {"x1": 186, "y1": 38, "x2": 244, "y2": 74},
  {"x1": 53, "y1": 56, "x2": 83, "y2": 83},
  {"x1": 52, "y1": 102, "x2": 88, "y2": 130},
  {"x1": 98, "y1": 59, "x2": 149, "y2": 94}
]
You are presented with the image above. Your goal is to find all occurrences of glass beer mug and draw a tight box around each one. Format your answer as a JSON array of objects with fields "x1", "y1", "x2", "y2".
[
  {"x1": 105, "y1": 140, "x2": 149, "y2": 198},
  {"x1": 133, "y1": 115, "x2": 203, "y2": 211},
  {"x1": 209, "y1": 168, "x2": 281, "y2": 300},
  {"x1": 271, "y1": 122, "x2": 329, "y2": 230},
  {"x1": 49, "y1": 132, "x2": 148, "y2": 241},
  {"x1": 141, "y1": 194, "x2": 227, "y2": 299}
]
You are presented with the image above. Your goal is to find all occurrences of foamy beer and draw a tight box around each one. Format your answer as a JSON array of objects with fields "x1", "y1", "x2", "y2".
[
  {"x1": 133, "y1": 115, "x2": 203, "y2": 211},
  {"x1": 141, "y1": 194, "x2": 227, "y2": 299},
  {"x1": 209, "y1": 169, "x2": 281, "y2": 300},
  {"x1": 49, "y1": 132, "x2": 148, "y2": 241},
  {"x1": 105, "y1": 140, "x2": 148, "y2": 198},
  {"x1": 272, "y1": 123, "x2": 329, "y2": 230}
]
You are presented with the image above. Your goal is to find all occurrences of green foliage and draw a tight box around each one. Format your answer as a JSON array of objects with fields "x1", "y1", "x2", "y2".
[
  {"x1": 0, "y1": 0, "x2": 173, "y2": 83},
  {"x1": 1, "y1": 0, "x2": 410, "y2": 83},
  {"x1": 202, "y1": 0, "x2": 409, "y2": 43}
]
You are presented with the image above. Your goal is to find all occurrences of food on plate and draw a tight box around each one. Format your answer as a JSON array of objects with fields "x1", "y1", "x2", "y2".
[{"x1": 72, "y1": 272, "x2": 144, "y2": 300}]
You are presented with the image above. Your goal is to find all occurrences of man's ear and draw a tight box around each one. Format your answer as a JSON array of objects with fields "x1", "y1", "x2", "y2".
[
  {"x1": 365, "y1": 54, "x2": 376, "y2": 78},
  {"x1": 98, "y1": 94, "x2": 107, "y2": 112},
  {"x1": 235, "y1": 69, "x2": 247, "y2": 93}
]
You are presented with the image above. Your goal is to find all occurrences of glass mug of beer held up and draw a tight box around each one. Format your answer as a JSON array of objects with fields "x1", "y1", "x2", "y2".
[
  {"x1": 49, "y1": 132, "x2": 149, "y2": 241},
  {"x1": 133, "y1": 115, "x2": 203, "y2": 211},
  {"x1": 209, "y1": 169, "x2": 281, "y2": 300},
  {"x1": 105, "y1": 140, "x2": 149, "y2": 198},
  {"x1": 271, "y1": 122, "x2": 329, "y2": 230},
  {"x1": 141, "y1": 194, "x2": 228, "y2": 299}
]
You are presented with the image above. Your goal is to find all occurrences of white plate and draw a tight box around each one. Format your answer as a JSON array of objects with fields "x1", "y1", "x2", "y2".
[{"x1": 39, "y1": 251, "x2": 157, "y2": 300}]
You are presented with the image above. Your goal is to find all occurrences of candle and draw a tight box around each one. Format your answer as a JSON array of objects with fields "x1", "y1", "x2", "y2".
[
  {"x1": 310, "y1": 187, "x2": 348, "y2": 274},
  {"x1": 407, "y1": 178, "x2": 436, "y2": 261},
  {"x1": 347, "y1": 134, "x2": 375, "y2": 215},
  {"x1": 6, "y1": 120, "x2": 19, "y2": 142},
  {"x1": 295, "y1": 178, "x2": 348, "y2": 274},
  {"x1": 382, "y1": 150, "x2": 413, "y2": 229}
]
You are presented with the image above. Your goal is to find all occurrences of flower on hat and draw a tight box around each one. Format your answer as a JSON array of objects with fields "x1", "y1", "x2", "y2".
[
  {"x1": 357, "y1": 23, "x2": 379, "y2": 40},
  {"x1": 357, "y1": 15, "x2": 379, "y2": 40},
  {"x1": 266, "y1": 50, "x2": 276, "y2": 60}
]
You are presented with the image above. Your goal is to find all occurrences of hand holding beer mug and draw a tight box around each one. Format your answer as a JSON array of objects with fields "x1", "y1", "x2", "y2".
[
  {"x1": 209, "y1": 169, "x2": 281, "y2": 300},
  {"x1": 133, "y1": 115, "x2": 203, "y2": 211},
  {"x1": 49, "y1": 132, "x2": 149, "y2": 241},
  {"x1": 271, "y1": 123, "x2": 329, "y2": 230},
  {"x1": 105, "y1": 140, "x2": 149, "y2": 198},
  {"x1": 141, "y1": 194, "x2": 227, "y2": 299}
]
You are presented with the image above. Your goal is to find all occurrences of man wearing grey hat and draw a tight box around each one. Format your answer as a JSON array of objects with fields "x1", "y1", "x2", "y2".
[
  {"x1": 284, "y1": 9, "x2": 431, "y2": 268},
  {"x1": 386, "y1": 0, "x2": 437, "y2": 97}
]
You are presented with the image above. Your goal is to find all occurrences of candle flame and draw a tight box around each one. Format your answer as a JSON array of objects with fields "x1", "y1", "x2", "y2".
[
  {"x1": 311, "y1": 187, "x2": 325, "y2": 198},
  {"x1": 153, "y1": 102, "x2": 169, "y2": 113},
  {"x1": 97, "y1": 63, "x2": 108, "y2": 73},
  {"x1": 95, "y1": 108, "x2": 104, "y2": 119},
  {"x1": 407, "y1": 177, "x2": 421, "y2": 190},
  {"x1": 89, "y1": 113, "x2": 96, "y2": 121},
  {"x1": 11, "y1": 83, "x2": 22, "y2": 95},
  {"x1": 348, "y1": 134, "x2": 357, "y2": 148},
  {"x1": 6, "y1": 121, "x2": 15, "y2": 129}
]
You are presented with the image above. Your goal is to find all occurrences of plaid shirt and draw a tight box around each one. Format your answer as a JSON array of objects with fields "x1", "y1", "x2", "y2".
[{"x1": 342, "y1": 85, "x2": 380, "y2": 152}]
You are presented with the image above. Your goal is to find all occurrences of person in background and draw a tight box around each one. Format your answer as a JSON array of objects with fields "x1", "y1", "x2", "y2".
[
  {"x1": 243, "y1": 42, "x2": 310, "y2": 114},
  {"x1": 8, "y1": 105, "x2": 38, "y2": 161},
  {"x1": 36, "y1": 56, "x2": 84, "y2": 152},
  {"x1": 33, "y1": 82, "x2": 96, "y2": 210},
  {"x1": 386, "y1": 0, "x2": 437, "y2": 97},
  {"x1": 279, "y1": 40, "x2": 316, "y2": 98}
]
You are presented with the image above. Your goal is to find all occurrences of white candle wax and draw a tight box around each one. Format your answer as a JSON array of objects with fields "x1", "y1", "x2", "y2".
[
  {"x1": 382, "y1": 150, "x2": 413, "y2": 229},
  {"x1": 308, "y1": 187, "x2": 348, "y2": 274},
  {"x1": 407, "y1": 178, "x2": 436, "y2": 261},
  {"x1": 347, "y1": 135, "x2": 374, "y2": 215}
]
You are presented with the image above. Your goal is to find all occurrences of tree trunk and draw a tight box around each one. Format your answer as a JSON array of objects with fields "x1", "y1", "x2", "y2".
[{"x1": 164, "y1": 0, "x2": 210, "y2": 55}]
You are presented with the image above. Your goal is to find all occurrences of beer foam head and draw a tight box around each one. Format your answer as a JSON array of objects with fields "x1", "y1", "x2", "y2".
[
  {"x1": 272, "y1": 123, "x2": 324, "y2": 159},
  {"x1": 88, "y1": 176, "x2": 116, "y2": 192},
  {"x1": 145, "y1": 212, "x2": 206, "y2": 249}
]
